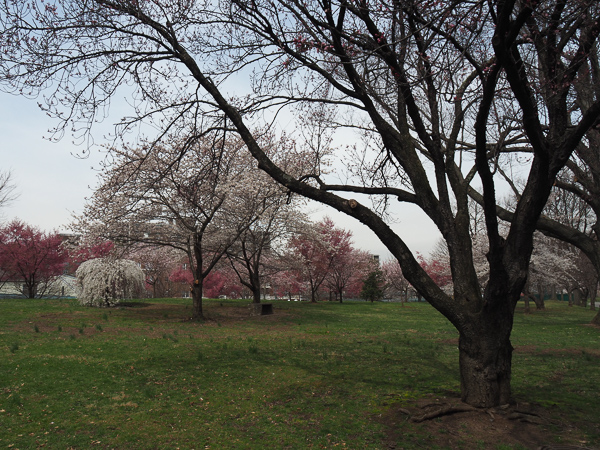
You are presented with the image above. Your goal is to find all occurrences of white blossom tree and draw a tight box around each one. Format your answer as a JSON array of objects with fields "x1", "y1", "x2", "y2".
[
  {"x1": 76, "y1": 258, "x2": 145, "y2": 307},
  {"x1": 527, "y1": 233, "x2": 591, "y2": 308},
  {"x1": 74, "y1": 133, "x2": 300, "y2": 319},
  {"x1": 226, "y1": 192, "x2": 306, "y2": 304}
]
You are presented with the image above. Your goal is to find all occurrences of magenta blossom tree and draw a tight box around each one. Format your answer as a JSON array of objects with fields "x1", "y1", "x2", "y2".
[{"x1": 0, "y1": 220, "x2": 68, "y2": 298}]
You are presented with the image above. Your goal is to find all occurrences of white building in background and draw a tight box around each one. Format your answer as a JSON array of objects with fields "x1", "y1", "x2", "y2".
[{"x1": 0, "y1": 275, "x2": 77, "y2": 298}]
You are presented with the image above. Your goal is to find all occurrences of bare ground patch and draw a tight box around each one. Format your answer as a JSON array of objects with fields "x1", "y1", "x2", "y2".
[
  {"x1": 380, "y1": 395, "x2": 596, "y2": 449},
  {"x1": 14, "y1": 301, "x2": 294, "y2": 336},
  {"x1": 514, "y1": 345, "x2": 600, "y2": 358}
]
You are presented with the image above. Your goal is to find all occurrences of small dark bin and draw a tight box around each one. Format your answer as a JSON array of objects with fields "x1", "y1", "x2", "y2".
[{"x1": 249, "y1": 303, "x2": 273, "y2": 316}]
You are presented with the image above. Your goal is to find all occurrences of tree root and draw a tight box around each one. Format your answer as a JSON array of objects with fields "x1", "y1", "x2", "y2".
[
  {"x1": 410, "y1": 403, "x2": 476, "y2": 423},
  {"x1": 536, "y1": 446, "x2": 595, "y2": 449},
  {"x1": 507, "y1": 411, "x2": 548, "y2": 425},
  {"x1": 408, "y1": 402, "x2": 557, "y2": 425}
]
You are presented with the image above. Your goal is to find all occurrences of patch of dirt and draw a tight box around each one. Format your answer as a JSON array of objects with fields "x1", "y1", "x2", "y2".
[
  {"x1": 117, "y1": 301, "x2": 153, "y2": 308},
  {"x1": 201, "y1": 302, "x2": 293, "y2": 323},
  {"x1": 514, "y1": 345, "x2": 600, "y2": 358},
  {"x1": 15, "y1": 302, "x2": 292, "y2": 337},
  {"x1": 380, "y1": 395, "x2": 596, "y2": 449}
]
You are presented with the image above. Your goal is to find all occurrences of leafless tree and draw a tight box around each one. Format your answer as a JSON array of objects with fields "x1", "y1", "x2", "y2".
[
  {"x1": 470, "y1": 40, "x2": 600, "y2": 317},
  {"x1": 0, "y1": 170, "x2": 17, "y2": 214}
]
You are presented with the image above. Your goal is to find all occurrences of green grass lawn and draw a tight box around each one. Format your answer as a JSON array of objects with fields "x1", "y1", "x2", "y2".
[{"x1": 0, "y1": 298, "x2": 598, "y2": 449}]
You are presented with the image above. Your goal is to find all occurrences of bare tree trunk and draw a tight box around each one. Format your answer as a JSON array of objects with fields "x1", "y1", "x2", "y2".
[
  {"x1": 252, "y1": 287, "x2": 261, "y2": 304},
  {"x1": 309, "y1": 280, "x2": 318, "y2": 302},
  {"x1": 458, "y1": 304, "x2": 514, "y2": 407},
  {"x1": 535, "y1": 281, "x2": 546, "y2": 309},
  {"x1": 192, "y1": 282, "x2": 203, "y2": 320},
  {"x1": 251, "y1": 271, "x2": 261, "y2": 304},
  {"x1": 532, "y1": 296, "x2": 545, "y2": 310},
  {"x1": 568, "y1": 289, "x2": 574, "y2": 307},
  {"x1": 192, "y1": 244, "x2": 205, "y2": 320},
  {"x1": 24, "y1": 280, "x2": 37, "y2": 299},
  {"x1": 581, "y1": 289, "x2": 588, "y2": 308},
  {"x1": 459, "y1": 331, "x2": 513, "y2": 407}
]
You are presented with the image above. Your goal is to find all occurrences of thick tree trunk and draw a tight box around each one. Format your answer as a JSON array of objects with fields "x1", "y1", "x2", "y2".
[
  {"x1": 458, "y1": 318, "x2": 514, "y2": 407},
  {"x1": 310, "y1": 283, "x2": 318, "y2": 302},
  {"x1": 535, "y1": 282, "x2": 545, "y2": 310},
  {"x1": 191, "y1": 281, "x2": 204, "y2": 320},
  {"x1": 249, "y1": 267, "x2": 262, "y2": 304},
  {"x1": 581, "y1": 289, "x2": 588, "y2": 308},
  {"x1": 588, "y1": 282, "x2": 597, "y2": 311},
  {"x1": 191, "y1": 241, "x2": 205, "y2": 320},
  {"x1": 25, "y1": 282, "x2": 36, "y2": 299},
  {"x1": 568, "y1": 290, "x2": 573, "y2": 307},
  {"x1": 252, "y1": 287, "x2": 261, "y2": 304},
  {"x1": 533, "y1": 296, "x2": 545, "y2": 310},
  {"x1": 452, "y1": 267, "x2": 518, "y2": 408}
]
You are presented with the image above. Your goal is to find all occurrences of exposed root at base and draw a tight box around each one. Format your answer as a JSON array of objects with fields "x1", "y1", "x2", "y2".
[
  {"x1": 406, "y1": 400, "x2": 557, "y2": 425},
  {"x1": 410, "y1": 403, "x2": 476, "y2": 422},
  {"x1": 381, "y1": 396, "x2": 593, "y2": 449}
]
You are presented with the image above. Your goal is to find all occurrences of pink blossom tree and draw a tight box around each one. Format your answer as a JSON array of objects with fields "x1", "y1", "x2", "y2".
[
  {"x1": 0, "y1": 220, "x2": 68, "y2": 298},
  {"x1": 417, "y1": 253, "x2": 453, "y2": 296},
  {"x1": 381, "y1": 259, "x2": 413, "y2": 304},
  {"x1": 127, "y1": 245, "x2": 184, "y2": 298},
  {"x1": 64, "y1": 238, "x2": 114, "y2": 275},
  {"x1": 169, "y1": 262, "x2": 194, "y2": 297},
  {"x1": 225, "y1": 169, "x2": 305, "y2": 303},
  {"x1": 288, "y1": 217, "x2": 369, "y2": 302},
  {"x1": 268, "y1": 268, "x2": 303, "y2": 301},
  {"x1": 326, "y1": 246, "x2": 374, "y2": 302},
  {"x1": 288, "y1": 218, "x2": 346, "y2": 302},
  {"x1": 288, "y1": 226, "x2": 329, "y2": 302},
  {"x1": 203, "y1": 270, "x2": 227, "y2": 299}
]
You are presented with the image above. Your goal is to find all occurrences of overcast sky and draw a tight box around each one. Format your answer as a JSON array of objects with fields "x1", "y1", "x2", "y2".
[
  {"x1": 0, "y1": 95, "x2": 103, "y2": 230},
  {"x1": 0, "y1": 93, "x2": 440, "y2": 260}
]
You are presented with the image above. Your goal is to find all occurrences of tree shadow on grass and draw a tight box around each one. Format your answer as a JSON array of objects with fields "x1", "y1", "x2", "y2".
[{"x1": 118, "y1": 301, "x2": 153, "y2": 308}]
